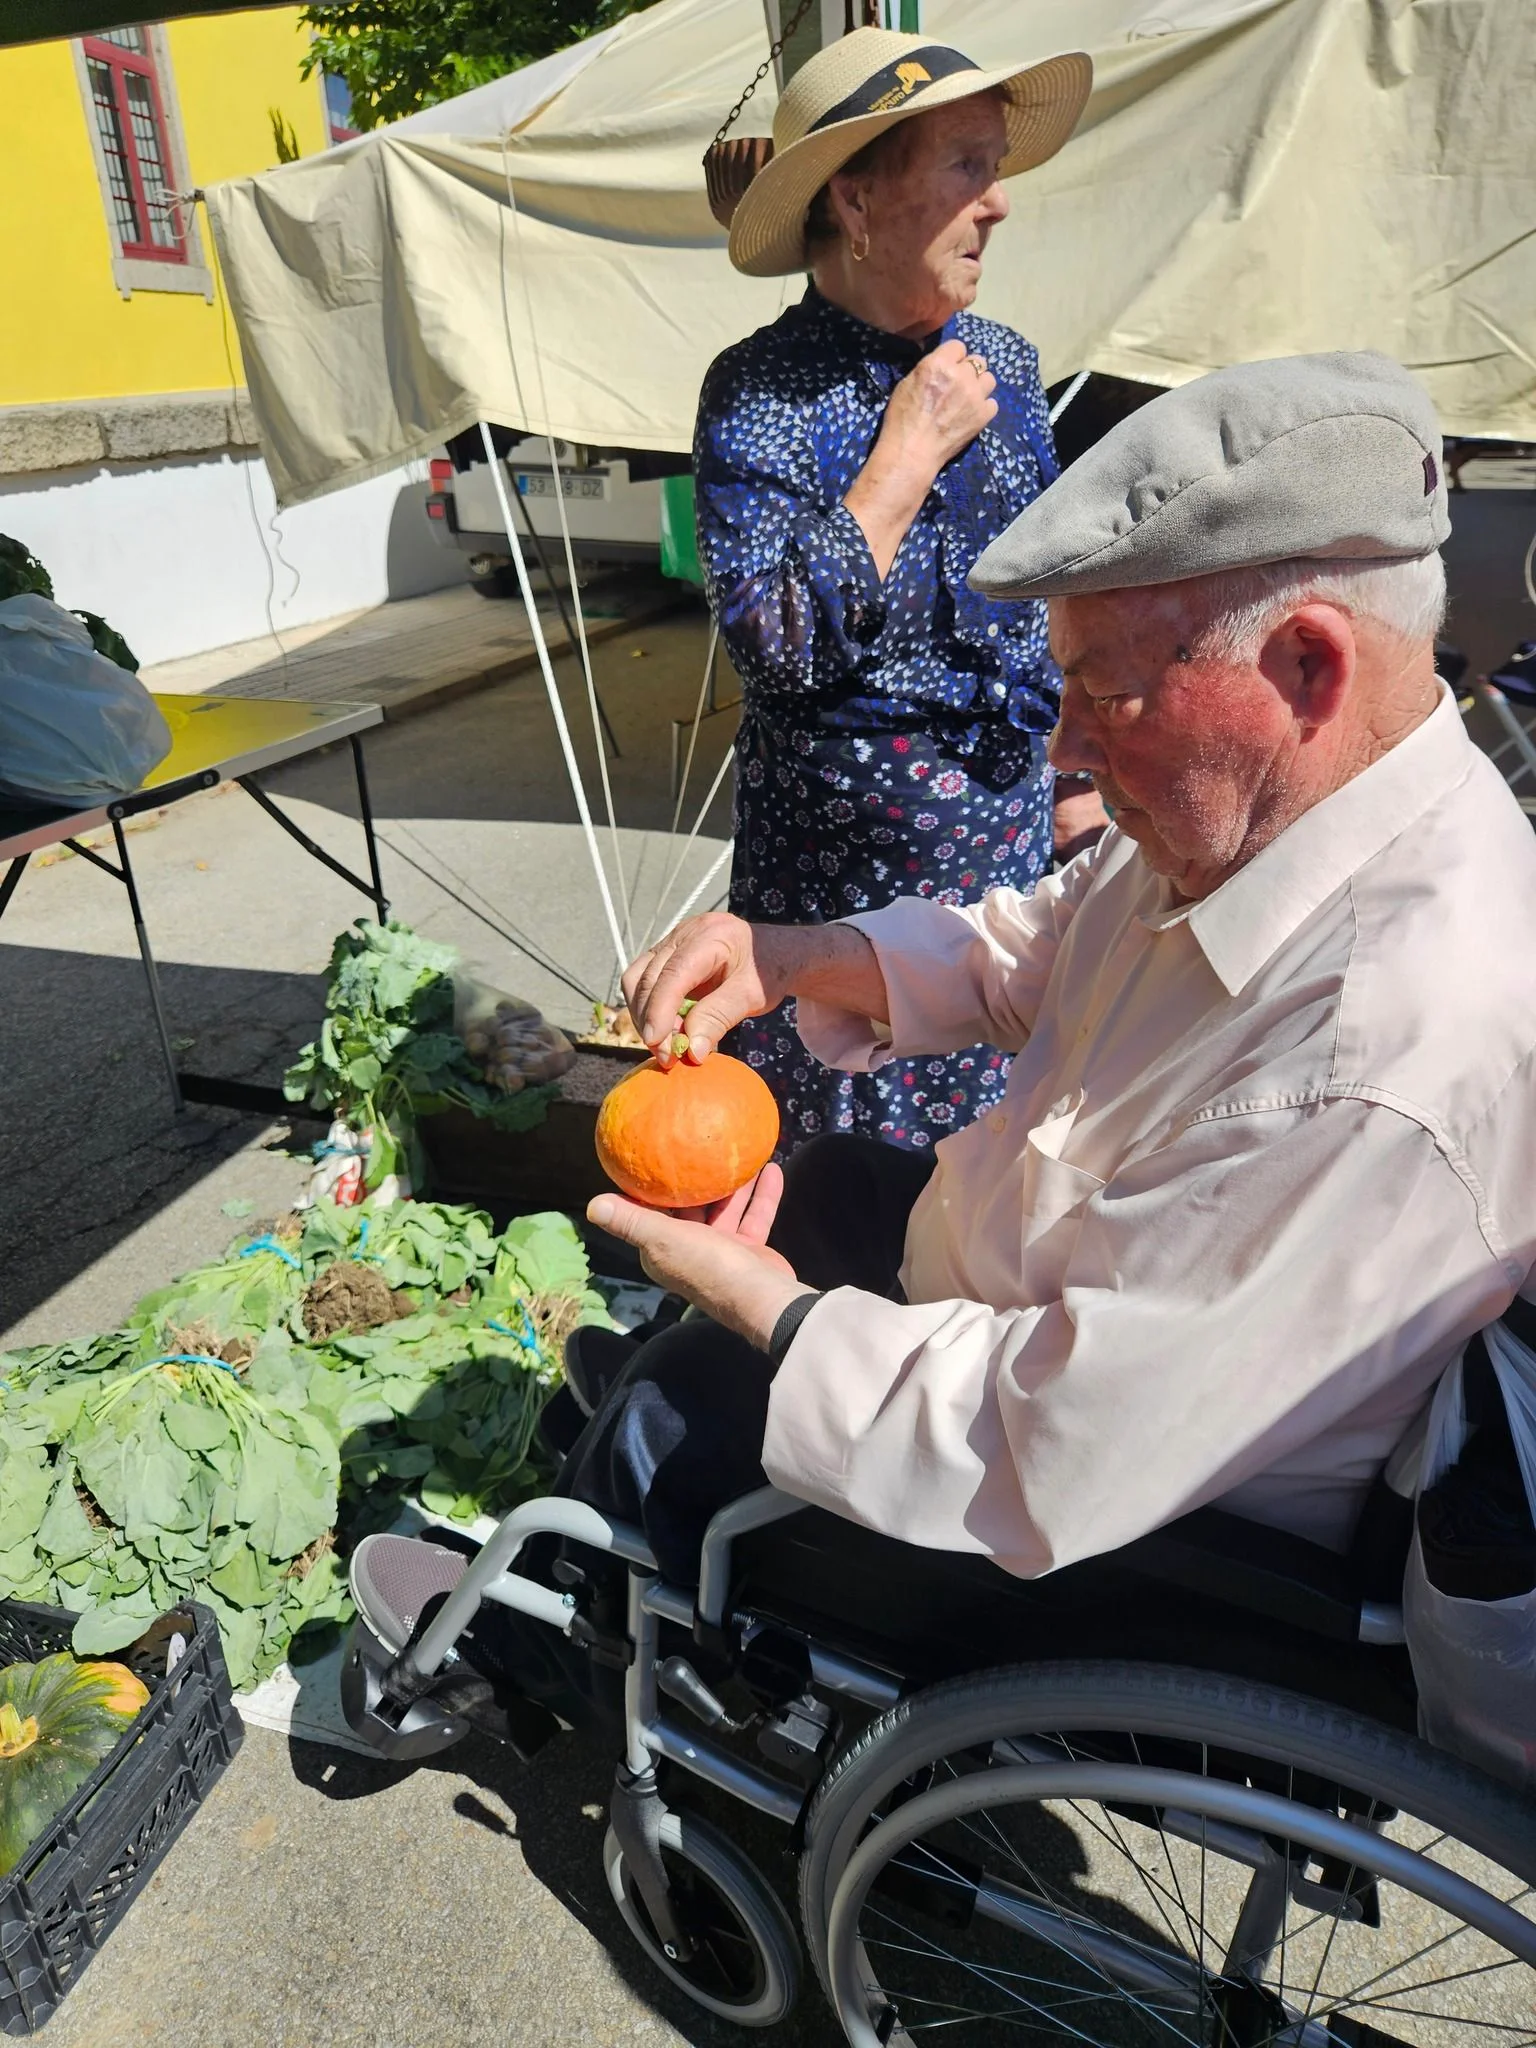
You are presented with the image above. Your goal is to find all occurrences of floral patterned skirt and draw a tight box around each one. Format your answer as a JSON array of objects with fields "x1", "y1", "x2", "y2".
[{"x1": 726, "y1": 717, "x2": 1055, "y2": 1156}]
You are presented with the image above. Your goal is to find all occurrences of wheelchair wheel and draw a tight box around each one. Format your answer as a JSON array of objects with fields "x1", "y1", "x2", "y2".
[
  {"x1": 604, "y1": 1810, "x2": 801, "y2": 2026},
  {"x1": 800, "y1": 1660, "x2": 1536, "y2": 2044}
]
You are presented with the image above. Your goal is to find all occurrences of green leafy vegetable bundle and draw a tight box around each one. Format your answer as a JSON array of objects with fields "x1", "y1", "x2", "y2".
[
  {"x1": 283, "y1": 920, "x2": 561, "y2": 1189},
  {"x1": 0, "y1": 1202, "x2": 609, "y2": 1690}
]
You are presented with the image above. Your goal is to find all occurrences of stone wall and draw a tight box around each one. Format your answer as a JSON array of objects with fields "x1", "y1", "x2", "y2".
[{"x1": 0, "y1": 391, "x2": 261, "y2": 477}]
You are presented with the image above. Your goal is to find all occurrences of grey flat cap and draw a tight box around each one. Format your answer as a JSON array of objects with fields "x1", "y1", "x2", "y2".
[{"x1": 971, "y1": 350, "x2": 1449, "y2": 599}]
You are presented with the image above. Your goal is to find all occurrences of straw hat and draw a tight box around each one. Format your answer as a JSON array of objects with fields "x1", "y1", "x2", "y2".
[{"x1": 727, "y1": 28, "x2": 1092, "y2": 279}]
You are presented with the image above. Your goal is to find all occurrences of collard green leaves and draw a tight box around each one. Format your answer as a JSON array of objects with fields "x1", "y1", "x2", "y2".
[
  {"x1": 0, "y1": 1202, "x2": 607, "y2": 1691},
  {"x1": 282, "y1": 920, "x2": 559, "y2": 1187}
]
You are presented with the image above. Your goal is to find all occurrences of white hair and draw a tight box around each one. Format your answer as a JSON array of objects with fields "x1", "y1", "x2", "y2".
[{"x1": 1184, "y1": 553, "x2": 1447, "y2": 663}]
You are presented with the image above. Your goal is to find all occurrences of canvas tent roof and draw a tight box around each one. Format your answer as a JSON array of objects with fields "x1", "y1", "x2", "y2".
[{"x1": 205, "y1": 0, "x2": 1536, "y2": 509}]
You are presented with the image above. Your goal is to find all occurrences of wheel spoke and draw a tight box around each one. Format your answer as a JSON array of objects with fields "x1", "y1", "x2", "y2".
[
  {"x1": 1303, "y1": 1882, "x2": 1535, "y2": 2012},
  {"x1": 865, "y1": 1902, "x2": 1201, "y2": 2045}
]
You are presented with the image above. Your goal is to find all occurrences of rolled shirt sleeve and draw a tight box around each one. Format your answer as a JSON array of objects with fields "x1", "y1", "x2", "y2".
[
  {"x1": 695, "y1": 374, "x2": 892, "y2": 691},
  {"x1": 796, "y1": 832, "x2": 1122, "y2": 1072},
  {"x1": 762, "y1": 1094, "x2": 1509, "y2": 1573}
]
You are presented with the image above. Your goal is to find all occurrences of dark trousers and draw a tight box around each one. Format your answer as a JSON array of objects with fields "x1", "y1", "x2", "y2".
[
  {"x1": 559, "y1": 1133, "x2": 935, "y2": 1586},
  {"x1": 463, "y1": 1136, "x2": 934, "y2": 1724}
]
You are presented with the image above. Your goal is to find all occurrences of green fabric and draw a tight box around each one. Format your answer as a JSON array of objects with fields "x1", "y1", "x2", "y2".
[
  {"x1": 3, "y1": 0, "x2": 291, "y2": 46},
  {"x1": 658, "y1": 473, "x2": 703, "y2": 588}
]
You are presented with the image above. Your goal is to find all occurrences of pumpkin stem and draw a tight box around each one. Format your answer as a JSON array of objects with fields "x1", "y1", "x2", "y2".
[{"x1": 0, "y1": 1703, "x2": 40, "y2": 1759}]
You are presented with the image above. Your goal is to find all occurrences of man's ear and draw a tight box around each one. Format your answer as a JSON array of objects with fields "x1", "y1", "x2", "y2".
[{"x1": 1258, "y1": 603, "x2": 1355, "y2": 732}]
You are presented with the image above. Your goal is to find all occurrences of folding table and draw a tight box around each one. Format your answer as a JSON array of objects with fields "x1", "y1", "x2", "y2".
[{"x1": 0, "y1": 693, "x2": 387, "y2": 1113}]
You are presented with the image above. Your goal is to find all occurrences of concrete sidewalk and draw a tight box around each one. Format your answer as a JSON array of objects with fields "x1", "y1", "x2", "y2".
[{"x1": 141, "y1": 570, "x2": 687, "y2": 724}]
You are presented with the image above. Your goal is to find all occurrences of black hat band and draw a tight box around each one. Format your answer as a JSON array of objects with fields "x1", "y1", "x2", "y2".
[{"x1": 811, "y1": 46, "x2": 981, "y2": 133}]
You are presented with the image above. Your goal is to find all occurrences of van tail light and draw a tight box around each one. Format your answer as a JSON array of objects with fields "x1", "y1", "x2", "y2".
[{"x1": 428, "y1": 458, "x2": 454, "y2": 489}]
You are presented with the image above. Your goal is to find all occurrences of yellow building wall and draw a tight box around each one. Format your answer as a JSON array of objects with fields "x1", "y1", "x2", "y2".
[{"x1": 0, "y1": 8, "x2": 327, "y2": 407}]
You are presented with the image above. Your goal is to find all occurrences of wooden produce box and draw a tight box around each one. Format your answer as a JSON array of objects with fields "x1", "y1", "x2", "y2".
[{"x1": 416, "y1": 1045, "x2": 643, "y2": 1216}]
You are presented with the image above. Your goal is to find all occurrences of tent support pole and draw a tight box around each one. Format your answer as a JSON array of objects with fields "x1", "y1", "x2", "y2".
[{"x1": 478, "y1": 419, "x2": 629, "y2": 981}]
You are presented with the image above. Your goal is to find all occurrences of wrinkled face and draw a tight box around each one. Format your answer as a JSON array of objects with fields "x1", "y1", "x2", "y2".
[
  {"x1": 842, "y1": 95, "x2": 1010, "y2": 325},
  {"x1": 1046, "y1": 589, "x2": 1299, "y2": 896}
]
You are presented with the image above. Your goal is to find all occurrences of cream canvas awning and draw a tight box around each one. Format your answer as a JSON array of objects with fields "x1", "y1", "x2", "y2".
[{"x1": 205, "y1": 0, "x2": 1536, "y2": 508}]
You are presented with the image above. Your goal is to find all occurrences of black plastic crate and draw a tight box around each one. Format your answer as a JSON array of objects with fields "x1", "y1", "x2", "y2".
[{"x1": 0, "y1": 1600, "x2": 243, "y2": 2035}]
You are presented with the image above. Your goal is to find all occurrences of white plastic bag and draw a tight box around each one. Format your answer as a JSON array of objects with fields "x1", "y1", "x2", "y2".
[
  {"x1": 1403, "y1": 1317, "x2": 1536, "y2": 1791},
  {"x1": 0, "y1": 594, "x2": 170, "y2": 804}
]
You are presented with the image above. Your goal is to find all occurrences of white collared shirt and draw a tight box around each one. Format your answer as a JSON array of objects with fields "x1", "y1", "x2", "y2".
[{"x1": 764, "y1": 692, "x2": 1536, "y2": 1572}]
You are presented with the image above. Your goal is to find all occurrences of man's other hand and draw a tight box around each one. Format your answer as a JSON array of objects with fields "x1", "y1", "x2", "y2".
[
  {"x1": 587, "y1": 1167, "x2": 808, "y2": 1350},
  {"x1": 622, "y1": 912, "x2": 786, "y2": 1065}
]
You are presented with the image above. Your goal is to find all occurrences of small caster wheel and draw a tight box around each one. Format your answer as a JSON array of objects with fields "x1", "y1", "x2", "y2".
[{"x1": 604, "y1": 1810, "x2": 800, "y2": 2025}]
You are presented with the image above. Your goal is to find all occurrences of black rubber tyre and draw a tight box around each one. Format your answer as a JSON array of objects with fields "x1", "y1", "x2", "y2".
[
  {"x1": 469, "y1": 563, "x2": 521, "y2": 598},
  {"x1": 798, "y1": 1658, "x2": 1536, "y2": 2000},
  {"x1": 605, "y1": 1809, "x2": 801, "y2": 2026}
]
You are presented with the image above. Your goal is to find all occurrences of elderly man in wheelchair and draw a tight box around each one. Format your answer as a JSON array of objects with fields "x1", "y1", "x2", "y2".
[{"x1": 345, "y1": 355, "x2": 1536, "y2": 2043}]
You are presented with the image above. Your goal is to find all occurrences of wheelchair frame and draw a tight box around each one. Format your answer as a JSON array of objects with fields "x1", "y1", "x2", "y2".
[{"x1": 336, "y1": 1478, "x2": 1536, "y2": 2047}]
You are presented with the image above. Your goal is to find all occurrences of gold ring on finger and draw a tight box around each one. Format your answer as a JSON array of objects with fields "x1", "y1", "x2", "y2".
[{"x1": 967, "y1": 353, "x2": 988, "y2": 378}]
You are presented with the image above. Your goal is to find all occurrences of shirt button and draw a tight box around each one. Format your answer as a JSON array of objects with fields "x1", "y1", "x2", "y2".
[
  {"x1": 986, "y1": 623, "x2": 999, "y2": 638},
  {"x1": 989, "y1": 1110, "x2": 1008, "y2": 1133}
]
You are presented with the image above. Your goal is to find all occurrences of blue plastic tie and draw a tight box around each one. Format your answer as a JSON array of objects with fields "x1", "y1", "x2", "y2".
[
  {"x1": 240, "y1": 1235, "x2": 302, "y2": 1270},
  {"x1": 157, "y1": 1351, "x2": 241, "y2": 1378},
  {"x1": 487, "y1": 1313, "x2": 540, "y2": 1355}
]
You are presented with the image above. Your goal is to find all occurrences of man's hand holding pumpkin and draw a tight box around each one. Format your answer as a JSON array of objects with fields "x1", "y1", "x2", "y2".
[{"x1": 587, "y1": 1168, "x2": 808, "y2": 1351}]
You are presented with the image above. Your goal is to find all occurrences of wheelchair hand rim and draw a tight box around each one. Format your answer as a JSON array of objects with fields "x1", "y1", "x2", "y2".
[{"x1": 825, "y1": 1761, "x2": 1536, "y2": 2048}]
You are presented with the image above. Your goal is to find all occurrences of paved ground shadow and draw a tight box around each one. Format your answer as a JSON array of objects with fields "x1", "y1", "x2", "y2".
[
  {"x1": 288, "y1": 1724, "x2": 849, "y2": 2046},
  {"x1": 0, "y1": 945, "x2": 321, "y2": 1330}
]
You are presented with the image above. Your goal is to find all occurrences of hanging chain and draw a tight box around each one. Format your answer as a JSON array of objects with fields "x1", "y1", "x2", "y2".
[{"x1": 712, "y1": 0, "x2": 818, "y2": 145}]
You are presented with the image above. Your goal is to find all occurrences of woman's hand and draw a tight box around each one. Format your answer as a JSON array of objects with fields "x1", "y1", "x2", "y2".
[
  {"x1": 845, "y1": 338, "x2": 997, "y2": 577},
  {"x1": 882, "y1": 337, "x2": 999, "y2": 475},
  {"x1": 587, "y1": 1167, "x2": 808, "y2": 1351}
]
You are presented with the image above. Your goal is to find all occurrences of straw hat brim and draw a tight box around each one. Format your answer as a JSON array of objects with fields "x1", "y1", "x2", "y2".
[{"x1": 727, "y1": 51, "x2": 1093, "y2": 279}]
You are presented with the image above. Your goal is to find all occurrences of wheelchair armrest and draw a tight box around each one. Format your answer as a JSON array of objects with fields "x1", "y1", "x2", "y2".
[{"x1": 1116, "y1": 1507, "x2": 1362, "y2": 1643}]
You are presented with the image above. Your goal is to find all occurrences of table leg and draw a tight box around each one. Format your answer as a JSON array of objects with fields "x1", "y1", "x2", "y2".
[
  {"x1": 349, "y1": 734, "x2": 390, "y2": 921},
  {"x1": 112, "y1": 818, "x2": 184, "y2": 1114},
  {"x1": 0, "y1": 852, "x2": 29, "y2": 923}
]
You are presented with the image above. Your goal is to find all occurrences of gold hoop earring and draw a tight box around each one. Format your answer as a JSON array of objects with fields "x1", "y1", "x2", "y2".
[{"x1": 851, "y1": 232, "x2": 870, "y2": 263}]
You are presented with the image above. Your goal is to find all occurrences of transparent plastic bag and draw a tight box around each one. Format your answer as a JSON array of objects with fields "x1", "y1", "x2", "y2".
[
  {"x1": 1403, "y1": 1316, "x2": 1536, "y2": 1791},
  {"x1": 0, "y1": 595, "x2": 170, "y2": 804},
  {"x1": 452, "y1": 972, "x2": 575, "y2": 1095}
]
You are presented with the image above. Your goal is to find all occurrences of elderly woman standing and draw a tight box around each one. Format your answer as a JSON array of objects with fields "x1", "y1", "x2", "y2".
[{"x1": 694, "y1": 28, "x2": 1104, "y2": 1153}]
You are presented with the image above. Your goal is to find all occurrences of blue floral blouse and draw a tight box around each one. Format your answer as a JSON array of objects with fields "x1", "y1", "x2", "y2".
[{"x1": 694, "y1": 286, "x2": 1062, "y2": 1153}]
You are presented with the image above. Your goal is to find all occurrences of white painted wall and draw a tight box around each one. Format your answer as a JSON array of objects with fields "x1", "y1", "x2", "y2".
[{"x1": 0, "y1": 451, "x2": 467, "y2": 668}]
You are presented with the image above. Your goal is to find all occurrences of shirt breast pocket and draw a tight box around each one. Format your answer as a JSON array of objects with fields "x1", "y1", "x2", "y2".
[{"x1": 1018, "y1": 1098, "x2": 1106, "y2": 1300}]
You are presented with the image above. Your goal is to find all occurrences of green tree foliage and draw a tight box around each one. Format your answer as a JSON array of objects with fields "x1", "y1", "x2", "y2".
[{"x1": 299, "y1": 0, "x2": 650, "y2": 132}]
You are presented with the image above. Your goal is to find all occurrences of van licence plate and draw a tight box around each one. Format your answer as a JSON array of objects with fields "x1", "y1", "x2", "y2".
[{"x1": 514, "y1": 472, "x2": 609, "y2": 501}]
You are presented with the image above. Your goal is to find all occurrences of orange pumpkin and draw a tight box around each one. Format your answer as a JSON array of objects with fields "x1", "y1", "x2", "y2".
[{"x1": 595, "y1": 1053, "x2": 779, "y2": 1210}]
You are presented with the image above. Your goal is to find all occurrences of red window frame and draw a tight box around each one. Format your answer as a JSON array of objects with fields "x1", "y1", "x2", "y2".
[{"x1": 80, "y1": 28, "x2": 186, "y2": 265}]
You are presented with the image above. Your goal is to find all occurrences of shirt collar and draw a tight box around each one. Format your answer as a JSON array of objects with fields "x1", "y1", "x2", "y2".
[
  {"x1": 800, "y1": 284, "x2": 954, "y2": 367},
  {"x1": 1142, "y1": 687, "x2": 1477, "y2": 996}
]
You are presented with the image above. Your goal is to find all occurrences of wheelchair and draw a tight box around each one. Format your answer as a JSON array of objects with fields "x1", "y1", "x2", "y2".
[{"x1": 339, "y1": 1359, "x2": 1536, "y2": 2044}]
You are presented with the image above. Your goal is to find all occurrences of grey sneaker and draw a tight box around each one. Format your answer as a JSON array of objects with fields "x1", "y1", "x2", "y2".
[{"x1": 350, "y1": 1534, "x2": 468, "y2": 1655}]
